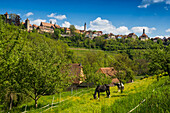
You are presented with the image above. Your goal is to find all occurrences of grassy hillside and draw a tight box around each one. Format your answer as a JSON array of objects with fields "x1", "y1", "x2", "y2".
[
  {"x1": 14, "y1": 75, "x2": 169, "y2": 113},
  {"x1": 69, "y1": 47, "x2": 117, "y2": 58}
]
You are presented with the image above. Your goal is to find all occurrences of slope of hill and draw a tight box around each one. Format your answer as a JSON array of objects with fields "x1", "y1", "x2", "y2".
[{"x1": 16, "y1": 75, "x2": 169, "y2": 113}]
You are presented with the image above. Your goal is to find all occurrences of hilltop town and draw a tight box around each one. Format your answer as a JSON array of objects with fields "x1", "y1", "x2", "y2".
[{"x1": 1, "y1": 12, "x2": 170, "y2": 42}]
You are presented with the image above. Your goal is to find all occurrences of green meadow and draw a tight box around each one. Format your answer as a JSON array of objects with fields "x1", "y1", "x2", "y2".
[{"x1": 15, "y1": 75, "x2": 169, "y2": 113}]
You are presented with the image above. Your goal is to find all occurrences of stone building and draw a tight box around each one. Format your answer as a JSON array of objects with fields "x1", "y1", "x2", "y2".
[
  {"x1": 128, "y1": 33, "x2": 138, "y2": 39},
  {"x1": 67, "y1": 63, "x2": 86, "y2": 85},
  {"x1": 64, "y1": 28, "x2": 71, "y2": 34},
  {"x1": 1, "y1": 12, "x2": 20, "y2": 26},
  {"x1": 85, "y1": 30, "x2": 103, "y2": 39},
  {"x1": 139, "y1": 29, "x2": 149, "y2": 41},
  {"x1": 37, "y1": 22, "x2": 60, "y2": 33}
]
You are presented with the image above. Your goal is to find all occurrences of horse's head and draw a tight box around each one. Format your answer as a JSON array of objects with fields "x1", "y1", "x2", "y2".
[{"x1": 93, "y1": 94, "x2": 97, "y2": 99}]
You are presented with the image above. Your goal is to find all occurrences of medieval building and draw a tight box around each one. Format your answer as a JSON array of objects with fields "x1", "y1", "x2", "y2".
[
  {"x1": 37, "y1": 22, "x2": 60, "y2": 33},
  {"x1": 1, "y1": 12, "x2": 20, "y2": 26},
  {"x1": 128, "y1": 33, "x2": 138, "y2": 39},
  {"x1": 139, "y1": 29, "x2": 149, "y2": 41}
]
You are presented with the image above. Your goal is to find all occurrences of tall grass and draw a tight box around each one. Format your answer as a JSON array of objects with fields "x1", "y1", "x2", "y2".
[
  {"x1": 7, "y1": 75, "x2": 169, "y2": 113},
  {"x1": 101, "y1": 76, "x2": 170, "y2": 113}
]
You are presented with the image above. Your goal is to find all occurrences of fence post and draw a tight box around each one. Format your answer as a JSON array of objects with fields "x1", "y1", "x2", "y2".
[
  {"x1": 71, "y1": 87, "x2": 73, "y2": 95},
  {"x1": 51, "y1": 96, "x2": 54, "y2": 110},
  {"x1": 60, "y1": 92, "x2": 61, "y2": 102},
  {"x1": 25, "y1": 105, "x2": 27, "y2": 112}
]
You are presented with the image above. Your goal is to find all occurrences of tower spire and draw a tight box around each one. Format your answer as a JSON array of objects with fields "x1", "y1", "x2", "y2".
[
  {"x1": 84, "y1": 22, "x2": 86, "y2": 31},
  {"x1": 143, "y1": 29, "x2": 145, "y2": 34}
]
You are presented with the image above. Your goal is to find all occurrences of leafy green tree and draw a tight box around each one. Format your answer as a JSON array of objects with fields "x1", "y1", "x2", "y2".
[
  {"x1": 17, "y1": 35, "x2": 71, "y2": 108},
  {"x1": 69, "y1": 25, "x2": 76, "y2": 34},
  {"x1": 54, "y1": 28, "x2": 61, "y2": 39},
  {"x1": 0, "y1": 21, "x2": 27, "y2": 110},
  {"x1": 147, "y1": 47, "x2": 170, "y2": 76}
]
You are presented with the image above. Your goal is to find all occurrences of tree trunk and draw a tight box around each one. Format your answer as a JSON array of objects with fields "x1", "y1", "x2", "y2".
[
  {"x1": 35, "y1": 99, "x2": 38, "y2": 108},
  {"x1": 9, "y1": 93, "x2": 13, "y2": 111}
]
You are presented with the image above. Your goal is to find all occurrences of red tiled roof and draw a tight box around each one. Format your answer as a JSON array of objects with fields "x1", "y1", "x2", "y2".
[
  {"x1": 4, "y1": 12, "x2": 8, "y2": 15},
  {"x1": 112, "y1": 78, "x2": 120, "y2": 84},
  {"x1": 140, "y1": 33, "x2": 148, "y2": 38},
  {"x1": 75, "y1": 29, "x2": 80, "y2": 33},
  {"x1": 41, "y1": 22, "x2": 54, "y2": 27},
  {"x1": 128, "y1": 33, "x2": 136, "y2": 35},
  {"x1": 80, "y1": 30, "x2": 85, "y2": 32},
  {"x1": 33, "y1": 24, "x2": 38, "y2": 28},
  {"x1": 54, "y1": 24, "x2": 60, "y2": 28},
  {"x1": 97, "y1": 67, "x2": 117, "y2": 77},
  {"x1": 65, "y1": 28, "x2": 70, "y2": 30},
  {"x1": 154, "y1": 37, "x2": 160, "y2": 39}
]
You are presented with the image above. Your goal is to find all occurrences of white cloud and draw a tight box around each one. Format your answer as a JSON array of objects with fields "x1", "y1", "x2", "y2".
[
  {"x1": 166, "y1": 28, "x2": 170, "y2": 32},
  {"x1": 25, "y1": 12, "x2": 34, "y2": 17},
  {"x1": 131, "y1": 27, "x2": 156, "y2": 33},
  {"x1": 154, "y1": 35, "x2": 170, "y2": 38},
  {"x1": 62, "y1": 21, "x2": 71, "y2": 27},
  {"x1": 153, "y1": 0, "x2": 164, "y2": 3},
  {"x1": 138, "y1": 0, "x2": 170, "y2": 8},
  {"x1": 47, "y1": 13, "x2": 66, "y2": 20},
  {"x1": 61, "y1": 21, "x2": 84, "y2": 30},
  {"x1": 49, "y1": 19, "x2": 57, "y2": 24},
  {"x1": 138, "y1": 4, "x2": 150, "y2": 8},
  {"x1": 166, "y1": 0, "x2": 170, "y2": 4},
  {"x1": 47, "y1": 13, "x2": 56, "y2": 17},
  {"x1": 30, "y1": 19, "x2": 46, "y2": 26},
  {"x1": 88, "y1": 17, "x2": 130, "y2": 34},
  {"x1": 116, "y1": 26, "x2": 131, "y2": 35},
  {"x1": 88, "y1": 17, "x2": 116, "y2": 33},
  {"x1": 75, "y1": 25, "x2": 84, "y2": 30}
]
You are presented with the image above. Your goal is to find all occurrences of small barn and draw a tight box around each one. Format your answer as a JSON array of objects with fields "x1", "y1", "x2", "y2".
[
  {"x1": 97, "y1": 67, "x2": 120, "y2": 86},
  {"x1": 67, "y1": 63, "x2": 86, "y2": 85}
]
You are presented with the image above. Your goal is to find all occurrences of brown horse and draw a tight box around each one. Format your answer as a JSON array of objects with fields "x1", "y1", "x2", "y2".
[{"x1": 93, "y1": 84, "x2": 110, "y2": 99}]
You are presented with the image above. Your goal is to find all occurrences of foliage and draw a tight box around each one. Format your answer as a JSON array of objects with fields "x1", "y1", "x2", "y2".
[
  {"x1": 0, "y1": 19, "x2": 73, "y2": 110},
  {"x1": 54, "y1": 28, "x2": 61, "y2": 39},
  {"x1": 146, "y1": 46, "x2": 170, "y2": 76},
  {"x1": 69, "y1": 25, "x2": 76, "y2": 34}
]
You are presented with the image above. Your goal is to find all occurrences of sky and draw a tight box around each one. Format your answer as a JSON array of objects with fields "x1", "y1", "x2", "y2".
[{"x1": 0, "y1": 0, "x2": 170, "y2": 38}]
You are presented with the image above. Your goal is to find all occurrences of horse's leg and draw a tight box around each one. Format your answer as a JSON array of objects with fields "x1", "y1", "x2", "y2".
[
  {"x1": 108, "y1": 89, "x2": 110, "y2": 98},
  {"x1": 94, "y1": 90, "x2": 97, "y2": 99},
  {"x1": 106, "y1": 90, "x2": 108, "y2": 97},
  {"x1": 98, "y1": 91, "x2": 100, "y2": 99}
]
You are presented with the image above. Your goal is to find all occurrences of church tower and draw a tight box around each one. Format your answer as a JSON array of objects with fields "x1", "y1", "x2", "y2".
[
  {"x1": 84, "y1": 22, "x2": 86, "y2": 31},
  {"x1": 4, "y1": 12, "x2": 9, "y2": 19},
  {"x1": 143, "y1": 29, "x2": 145, "y2": 34},
  {"x1": 25, "y1": 18, "x2": 30, "y2": 31}
]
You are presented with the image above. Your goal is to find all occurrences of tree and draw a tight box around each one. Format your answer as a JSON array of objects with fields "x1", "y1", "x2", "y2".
[
  {"x1": 54, "y1": 28, "x2": 61, "y2": 39},
  {"x1": 111, "y1": 54, "x2": 135, "y2": 93},
  {"x1": 147, "y1": 47, "x2": 170, "y2": 76},
  {"x1": 69, "y1": 25, "x2": 76, "y2": 34},
  {"x1": 17, "y1": 35, "x2": 71, "y2": 108},
  {"x1": 0, "y1": 21, "x2": 27, "y2": 110}
]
